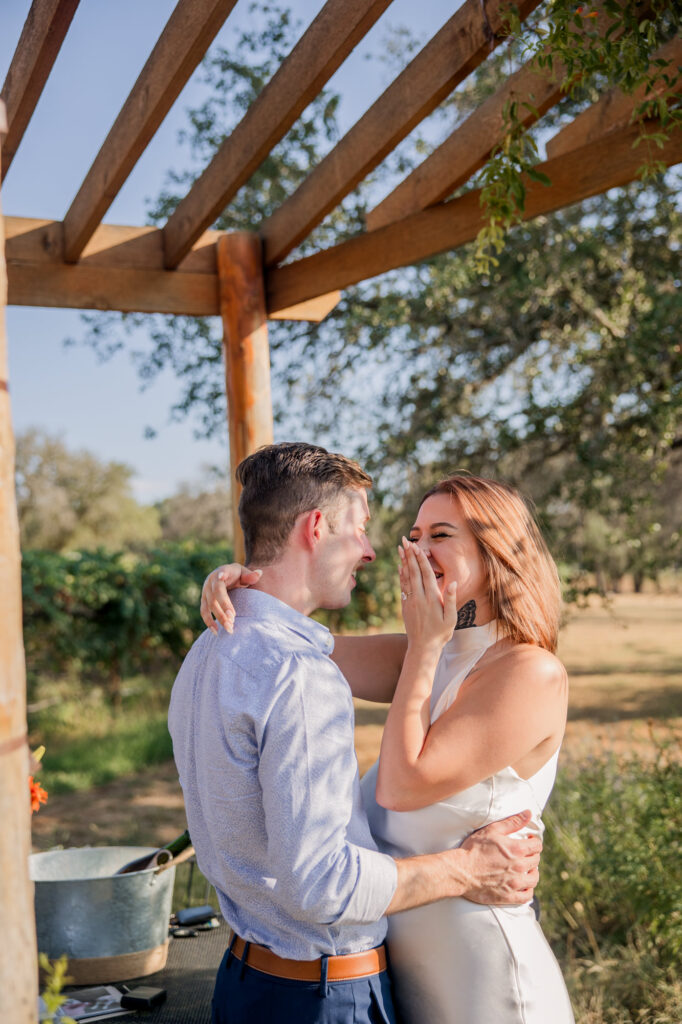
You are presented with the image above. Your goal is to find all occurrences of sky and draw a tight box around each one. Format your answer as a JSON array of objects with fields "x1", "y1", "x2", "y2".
[{"x1": 1, "y1": 0, "x2": 457, "y2": 502}]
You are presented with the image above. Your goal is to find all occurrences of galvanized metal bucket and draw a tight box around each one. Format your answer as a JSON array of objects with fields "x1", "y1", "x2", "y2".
[{"x1": 30, "y1": 847, "x2": 176, "y2": 983}]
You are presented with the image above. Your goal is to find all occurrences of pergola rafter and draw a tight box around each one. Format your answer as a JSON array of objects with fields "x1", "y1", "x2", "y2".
[
  {"x1": 259, "y1": 0, "x2": 544, "y2": 267},
  {"x1": 2, "y1": 0, "x2": 679, "y2": 323},
  {"x1": 364, "y1": 0, "x2": 654, "y2": 232},
  {"x1": 161, "y1": 0, "x2": 395, "y2": 269},
  {"x1": 0, "y1": 3, "x2": 680, "y2": 1019},
  {"x1": 266, "y1": 117, "x2": 682, "y2": 312},
  {"x1": 62, "y1": 0, "x2": 239, "y2": 263},
  {"x1": 0, "y1": 0, "x2": 79, "y2": 181},
  {"x1": 365, "y1": 48, "x2": 570, "y2": 233}
]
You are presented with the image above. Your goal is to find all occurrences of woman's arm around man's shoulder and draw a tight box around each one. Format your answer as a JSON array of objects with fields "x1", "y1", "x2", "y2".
[{"x1": 200, "y1": 563, "x2": 407, "y2": 702}]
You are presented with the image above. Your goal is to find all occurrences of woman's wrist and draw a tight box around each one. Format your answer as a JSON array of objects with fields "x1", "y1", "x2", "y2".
[{"x1": 405, "y1": 635, "x2": 450, "y2": 659}]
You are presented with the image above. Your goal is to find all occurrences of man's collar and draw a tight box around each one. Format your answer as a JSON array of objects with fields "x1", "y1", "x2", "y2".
[{"x1": 231, "y1": 588, "x2": 334, "y2": 656}]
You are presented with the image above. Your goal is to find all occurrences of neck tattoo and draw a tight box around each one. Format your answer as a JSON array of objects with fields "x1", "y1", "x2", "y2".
[{"x1": 455, "y1": 600, "x2": 477, "y2": 629}]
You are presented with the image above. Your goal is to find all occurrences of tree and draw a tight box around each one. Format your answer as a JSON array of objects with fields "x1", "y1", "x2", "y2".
[
  {"x1": 15, "y1": 429, "x2": 160, "y2": 552},
  {"x1": 73, "y1": 3, "x2": 682, "y2": 585},
  {"x1": 474, "y1": 0, "x2": 682, "y2": 270},
  {"x1": 556, "y1": 452, "x2": 682, "y2": 593},
  {"x1": 156, "y1": 469, "x2": 233, "y2": 544}
]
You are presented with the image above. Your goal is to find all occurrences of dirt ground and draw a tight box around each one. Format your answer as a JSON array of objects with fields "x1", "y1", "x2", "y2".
[{"x1": 31, "y1": 592, "x2": 682, "y2": 852}]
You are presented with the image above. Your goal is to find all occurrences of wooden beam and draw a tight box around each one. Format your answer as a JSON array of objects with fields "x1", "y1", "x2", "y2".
[
  {"x1": 162, "y1": 0, "x2": 395, "y2": 270},
  {"x1": 7, "y1": 260, "x2": 221, "y2": 316},
  {"x1": 268, "y1": 290, "x2": 341, "y2": 322},
  {"x1": 365, "y1": 0, "x2": 645, "y2": 231},
  {"x1": 546, "y1": 35, "x2": 682, "y2": 161},
  {"x1": 266, "y1": 119, "x2": 682, "y2": 313},
  {"x1": 0, "y1": 99, "x2": 38, "y2": 1024},
  {"x1": 6, "y1": 218, "x2": 220, "y2": 273},
  {"x1": 0, "y1": 0, "x2": 80, "y2": 182},
  {"x1": 259, "y1": 0, "x2": 543, "y2": 268},
  {"x1": 5, "y1": 218, "x2": 222, "y2": 315},
  {"x1": 4, "y1": 217, "x2": 337, "y2": 319},
  {"x1": 62, "y1": 0, "x2": 238, "y2": 263},
  {"x1": 217, "y1": 233, "x2": 274, "y2": 561},
  {"x1": 366, "y1": 56, "x2": 565, "y2": 232}
]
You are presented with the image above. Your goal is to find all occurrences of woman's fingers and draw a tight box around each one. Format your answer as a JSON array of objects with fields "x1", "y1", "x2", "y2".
[
  {"x1": 200, "y1": 579, "x2": 222, "y2": 633},
  {"x1": 408, "y1": 545, "x2": 455, "y2": 624},
  {"x1": 228, "y1": 566, "x2": 263, "y2": 588},
  {"x1": 398, "y1": 543, "x2": 459, "y2": 644},
  {"x1": 397, "y1": 545, "x2": 410, "y2": 597},
  {"x1": 202, "y1": 573, "x2": 235, "y2": 634},
  {"x1": 200, "y1": 600, "x2": 215, "y2": 634},
  {"x1": 443, "y1": 580, "x2": 458, "y2": 629},
  {"x1": 404, "y1": 537, "x2": 430, "y2": 596},
  {"x1": 410, "y1": 544, "x2": 441, "y2": 601},
  {"x1": 400, "y1": 537, "x2": 420, "y2": 597},
  {"x1": 200, "y1": 564, "x2": 262, "y2": 635}
]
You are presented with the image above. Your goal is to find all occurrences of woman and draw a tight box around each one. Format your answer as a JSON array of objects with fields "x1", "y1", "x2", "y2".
[{"x1": 201, "y1": 475, "x2": 574, "y2": 1024}]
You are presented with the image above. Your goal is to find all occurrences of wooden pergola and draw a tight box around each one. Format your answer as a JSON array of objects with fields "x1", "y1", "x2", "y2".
[{"x1": 0, "y1": 1, "x2": 680, "y2": 1019}]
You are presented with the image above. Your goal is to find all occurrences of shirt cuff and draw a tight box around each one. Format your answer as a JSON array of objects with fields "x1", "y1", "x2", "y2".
[{"x1": 336, "y1": 847, "x2": 398, "y2": 926}]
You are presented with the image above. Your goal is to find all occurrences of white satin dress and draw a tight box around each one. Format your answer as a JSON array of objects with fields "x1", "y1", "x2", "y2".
[{"x1": 361, "y1": 621, "x2": 574, "y2": 1024}]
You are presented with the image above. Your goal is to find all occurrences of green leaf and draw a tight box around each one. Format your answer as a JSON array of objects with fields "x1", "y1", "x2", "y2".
[{"x1": 526, "y1": 167, "x2": 552, "y2": 187}]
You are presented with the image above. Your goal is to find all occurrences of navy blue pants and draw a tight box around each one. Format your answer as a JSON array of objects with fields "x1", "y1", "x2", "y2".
[{"x1": 211, "y1": 945, "x2": 398, "y2": 1024}]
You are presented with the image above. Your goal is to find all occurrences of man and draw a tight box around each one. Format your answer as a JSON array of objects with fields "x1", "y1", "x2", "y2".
[{"x1": 169, "y1": 442, "x2": 540, "y2": 1024}]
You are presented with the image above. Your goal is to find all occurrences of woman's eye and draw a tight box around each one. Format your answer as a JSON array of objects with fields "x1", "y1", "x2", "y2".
[{"x1": 431, "y1": 533, "x2": 450, "y2": 540}]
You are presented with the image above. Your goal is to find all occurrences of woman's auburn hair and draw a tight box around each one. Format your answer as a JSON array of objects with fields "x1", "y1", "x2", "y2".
[{"x1": 420, "y1": 475, "x2": 561, "y2": 653}]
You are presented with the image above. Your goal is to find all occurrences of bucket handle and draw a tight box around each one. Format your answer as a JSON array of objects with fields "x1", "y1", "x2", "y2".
[{"x1": 154, "y1": 844, "x2": 195, "y2": 875}]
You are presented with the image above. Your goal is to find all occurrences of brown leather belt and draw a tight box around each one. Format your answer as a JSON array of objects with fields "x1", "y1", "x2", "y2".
[{"x1": 230, "y1": 935, "x2": 387, "y2": 981}]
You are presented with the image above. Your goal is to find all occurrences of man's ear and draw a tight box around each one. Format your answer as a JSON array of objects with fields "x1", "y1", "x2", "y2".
[{"x1": 300, "y1": 508, "x2": 325, "y2": 550}]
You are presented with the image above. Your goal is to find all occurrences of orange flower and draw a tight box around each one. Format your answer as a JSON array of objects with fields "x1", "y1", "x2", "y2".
[{"x1": 29, "y1": 776, "x2": 48, "y2": 814}]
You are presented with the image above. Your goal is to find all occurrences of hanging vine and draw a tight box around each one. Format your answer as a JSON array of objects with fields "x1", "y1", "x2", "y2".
[{"x1": 474, "y1": 0, "x2": 682, "y2": 273}]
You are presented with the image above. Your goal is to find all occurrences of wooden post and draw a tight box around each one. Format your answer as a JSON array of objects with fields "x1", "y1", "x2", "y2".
[
  {"x1": 216, "y1": 233, "x2": 274, "y2": 562},
  {"x1": 0, "y1": 100, "x2": 38, "y2": 1024}
]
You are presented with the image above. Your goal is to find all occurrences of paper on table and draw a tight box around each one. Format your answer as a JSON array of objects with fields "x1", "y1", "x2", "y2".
[{"x1": 38, "y1": 984, "x2": 133, "y2": 1022}]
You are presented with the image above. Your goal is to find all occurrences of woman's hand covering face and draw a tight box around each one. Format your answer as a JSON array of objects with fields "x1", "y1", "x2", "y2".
[{"x1": 398, "y1": 538, "x2": 459, "y2": 651}]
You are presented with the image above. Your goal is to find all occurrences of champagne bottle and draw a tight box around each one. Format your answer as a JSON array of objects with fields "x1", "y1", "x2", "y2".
[
  {"x1": 163, "y1": 829, "x2": 191, "y2": 858},
  {"x1": 115, "y1": 829, "x2": 191, "y2": 875}
]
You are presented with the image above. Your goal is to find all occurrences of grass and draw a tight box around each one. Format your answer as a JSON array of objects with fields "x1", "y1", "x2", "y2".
[{"x1": 29, "y1": 675, "x2": 174, "y2": 793}]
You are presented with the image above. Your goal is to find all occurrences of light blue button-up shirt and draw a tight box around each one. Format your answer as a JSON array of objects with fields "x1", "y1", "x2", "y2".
[{"x1": 168, "y1": 589, "x2": 397, "y2": 959}]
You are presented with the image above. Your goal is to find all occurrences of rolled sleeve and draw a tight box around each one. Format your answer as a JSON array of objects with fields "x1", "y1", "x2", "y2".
[
  {"x1": 257, "y1": 653, "x2": 397, "y2": 927},
  {"x1": 338, "y1": 844, "x2": 397, "y2": 926}
]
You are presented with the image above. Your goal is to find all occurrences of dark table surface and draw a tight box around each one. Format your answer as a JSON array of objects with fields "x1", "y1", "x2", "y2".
[
  {"x1": 130, "y1": 920, "x2": 228, "y2": 1024},
  {"x1": 62, "y1": 920, "x2": 229, "y2": 1024}
]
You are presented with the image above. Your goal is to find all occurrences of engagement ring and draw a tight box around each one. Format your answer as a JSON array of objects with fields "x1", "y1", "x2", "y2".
[{"x1": 401, "y1": 591, "x2": 411, "y2": 600}]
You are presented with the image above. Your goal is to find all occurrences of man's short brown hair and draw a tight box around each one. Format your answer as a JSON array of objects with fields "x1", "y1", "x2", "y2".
[{"x1": 236, "y1": 442, "x2": 372, "y2": 564}]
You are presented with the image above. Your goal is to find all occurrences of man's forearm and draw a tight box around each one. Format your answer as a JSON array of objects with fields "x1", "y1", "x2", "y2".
[
  {"x1": 384, "y1": 813, "x2": 542, "y2": 913},
  {"x1": 386, "y1": 849, "x2": 474, "y2": 915}
]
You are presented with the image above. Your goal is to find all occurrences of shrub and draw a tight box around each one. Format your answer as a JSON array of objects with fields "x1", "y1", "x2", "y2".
[
  {"x1": 540, "y1": 736, "x2": 682, "y2": 1022},
  {"x1": 22, "y1": 542, "x2": 232, "y2": 701},
  {"x1": 23, "y1": 541, "x2": 405, "y2": 699}
]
